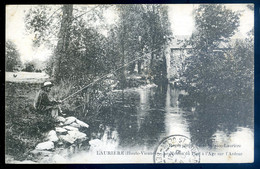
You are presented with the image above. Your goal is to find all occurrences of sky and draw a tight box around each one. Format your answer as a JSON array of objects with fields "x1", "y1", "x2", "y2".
[
  {"x1": 6, "y1": 5, "x2": 51, "y2": 63},
  {"x1": 168, "y1": 4, "x2": 195, "y2": 36},
  {"x1": 168, "y1": 4, "x2": 254, "y2": 37},
  {"x1": 6, "y1": 4, "x2": 254, "y2": 64}
]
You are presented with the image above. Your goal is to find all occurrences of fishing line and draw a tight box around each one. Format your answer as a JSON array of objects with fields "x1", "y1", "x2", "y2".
[{"x1": 61, "y1": 48, "x2": 160, "y2": 102}]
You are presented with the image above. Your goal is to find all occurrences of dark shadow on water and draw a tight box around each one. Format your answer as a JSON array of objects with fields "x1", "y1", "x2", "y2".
[
  {"x1": 90, "y1": 84, "x2": 168, "y2": 148},
  {"x1": 180, "y1": 88, "x2": 254, "y2": 147},
  {"x1": 87, "y1": 83, "x2": 253, "y2": 149}
]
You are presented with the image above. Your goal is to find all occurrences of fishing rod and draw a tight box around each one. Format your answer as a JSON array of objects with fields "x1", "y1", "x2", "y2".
[{"x1": 61, "y1": 48, "x2": 160, "y2": 103}]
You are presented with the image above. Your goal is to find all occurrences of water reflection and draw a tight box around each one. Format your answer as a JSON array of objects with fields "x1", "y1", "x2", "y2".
[
  {"x1": 93, "y1": 84, "x2": 253, "y2": 150},
  {"x1": 164, "y1": 85, "x2": 190, "y2": 137},
  {"x1": 200, "y1": 127, "x2": 253, "y2": 163},
  {"x1": 63, "y1": 83, "x2": 254, "y2": 163}
]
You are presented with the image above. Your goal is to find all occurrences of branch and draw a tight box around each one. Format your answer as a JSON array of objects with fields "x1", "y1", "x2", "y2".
[
  {"x1": 73, "y1": 5, "x2": 100, "y2": 20},
  {"x1": 46, "y1": 7, "x2": 62, "y2": 23}
]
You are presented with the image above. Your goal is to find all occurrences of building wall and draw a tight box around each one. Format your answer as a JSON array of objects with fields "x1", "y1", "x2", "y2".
[{"x1": 168, "y1": 48, "x2": 191, "y2": 80}]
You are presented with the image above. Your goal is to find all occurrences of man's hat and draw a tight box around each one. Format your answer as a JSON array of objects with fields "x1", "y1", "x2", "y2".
[{"x1": 41, "y1": 81, "x2": 54, "y2": 88}]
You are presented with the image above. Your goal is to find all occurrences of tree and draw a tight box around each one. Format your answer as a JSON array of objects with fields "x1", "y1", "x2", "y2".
[
  {"x1": 111, "y1": 4, "x2": 172, "y2": 88},
  {"x1": 25, "y1": 5, "x2": 58, "y2": 48},
  {"x1": 25, "y1": 5, "x2": 172, "y2": 86},
  {"x1": 145, "y1": 5, "x2": 171, "y2": 88},
  {"x1": 49, "y1": 5, "x2": 73, "y2": 82},
  {"x1": 178, "y1": 4, "x2": 249, "y2": 147},
  {"x1": 22, "y1": 61, "x2": 36, "y2": 72},
  {"x1": 183, "y1": 4, "x2": 240, "y2": 94},
  {"x1": 5, "y1": 40, "x2": 22, "y2": 71},
  {"x1": 25, "y1": 5, "x2": 108, "y2": 82}
]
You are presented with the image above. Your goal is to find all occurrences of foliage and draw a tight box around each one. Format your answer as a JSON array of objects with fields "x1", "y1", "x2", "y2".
[
  {"x1": 25, "y1": 4, "x2": 172, "y2": 89},
  {"x1": 49, "y1": 79, "x2": 76, "y2": 111},
  {"x1": 45, "y1": 22, "x2": 109, "y2": 83},
  {"x1": 23, "y1": 5, "x2": 173, "y2": 133},
  {"x1": 179, "y1": 4, "x2": 253, "y2": 146},
  {"x1": 40, "y1": 4, "x2": 172, "y2": 88},
  {"x1": 25, "y1": 5, "x2": 110, "y2": 83},
  {"x1": 109, "y1": 4, "x2": 172, "y2": 88},
  {"x1": 5, "y1": 40, "x2": 22, "y2": 71},
  {"x1": 182, "y1": 4, "x2": 241, "y2": 94},
  {"x1": 25, "y1": 5, "x2": 61, "y2": 48},
  {"x1": 22, "y1": 61, "x2": 36, "y2": 72},
  {"x1": 188, "y1": 5, "x2": 240, "y2": 55}
]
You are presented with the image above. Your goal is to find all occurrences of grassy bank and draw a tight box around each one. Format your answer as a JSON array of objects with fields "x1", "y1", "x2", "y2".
[
  {"x1": 5, "y1": 78, "x2": 93, "y2": 161},
  {"x1": 5, "y1": 73, "x2": 151, "y2": 161},
  {"x1": 5, "y1": 82, "x2": 51, "y2": 160}
]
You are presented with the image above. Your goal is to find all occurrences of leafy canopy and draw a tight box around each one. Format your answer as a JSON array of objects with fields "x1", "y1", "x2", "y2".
[{"x1": 6, "y1": 40, "x2": 22, "y2": 71}]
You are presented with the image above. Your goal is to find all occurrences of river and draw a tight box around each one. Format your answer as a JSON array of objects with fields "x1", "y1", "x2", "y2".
[{"x1": 55, "y1": 84, "x2": 253, "y2": 163}]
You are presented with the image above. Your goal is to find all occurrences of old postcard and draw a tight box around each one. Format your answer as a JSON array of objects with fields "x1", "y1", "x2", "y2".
[{"x1": 5, "y1": 4, "x2": 254, "y2": 163}]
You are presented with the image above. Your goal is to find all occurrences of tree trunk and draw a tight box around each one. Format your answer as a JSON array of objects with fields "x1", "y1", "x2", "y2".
[
  {"x1": 120, "y1": 36, "x2": 127, "y2": 88},
  {"x1": 161, "y1": 51, "x2": 168, "y2": 92},
  {"x1": 52, "y1": 5, "x2": 73, "y2": 82},
  {"x1": 150, "y1": 5, "x2": 156, "y2": 80},
  {"x1": 119, "y1": 10, "x2": 127, "y2": 89},
  {"x1": 137, "y1": 60, "x2": 142, "y2": 74},
  {"x1": 129, "y1": 62, "x2": 135, "y2": 74}
]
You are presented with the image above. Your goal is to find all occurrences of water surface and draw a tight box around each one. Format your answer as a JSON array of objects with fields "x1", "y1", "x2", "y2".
[{"x1": 63, "y1": 84, "x2": 253, "y2": 163}]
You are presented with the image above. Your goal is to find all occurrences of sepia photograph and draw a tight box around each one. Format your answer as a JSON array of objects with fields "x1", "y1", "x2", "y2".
[{"x1": 5, "y1": 4, "x2": 254, "y2": 163}]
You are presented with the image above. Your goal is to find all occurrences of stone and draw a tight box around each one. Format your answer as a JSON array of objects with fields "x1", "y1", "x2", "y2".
[
  {"x1": 56, "y1": 141, "x2": 64, "y2": 148},
  {"x1": 70, "y1": 122, "x2": 81, "y2": 128},
  {"x1": 57, "y1": 122, "x2": 64, "y2": 127},
  {"x1": 47, "y1": 130, "x2": 59, "y2": 142},
  {"x1": 59, "y1": 135, "x2": 75, "y2": 144},
  {"x1": 75, "y1": 119, "x2": 89, "y2": 128},
  {"x1": 63, "y1": 126, "x2": 79, "y2": 131},
  {"x1": 55, "y1": 127, "x2": 68, "y2": 134},
  {"x1": 35, "y1": 141, "x2": 54, "y2": 150},
  {"x1": 56, "y1": 116, "x2": 66, "y2": 123},
  {"x1": 57, "y1": 141, "x2": 63, "y2": 146},
  {"x1": 67, "y1": 130, "x2": 87, "y2": 142},
  {"x1": 64, "y1": 116, "x2": 77, "y2": 125},
  {"x1": 59, "y1": 130, "x2": 87, "y2": 144}
]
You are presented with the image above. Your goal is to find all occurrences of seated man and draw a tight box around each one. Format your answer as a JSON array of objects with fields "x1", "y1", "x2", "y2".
[{"x1": 35, "y1": 81, "x2": 63, "y2": 120}]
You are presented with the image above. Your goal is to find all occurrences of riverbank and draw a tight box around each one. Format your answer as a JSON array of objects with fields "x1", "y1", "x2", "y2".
[
  {"x1": 6, "y1": 78, "x2": 254, "y2": 163},
  {"x1": 5, "y1": 72, "x2": 156, "y2": 163},
  {"x1": 5, "y1": 80, "x2": 91, "y2": 163},
  {"x1": 5, "y1": 81, "x2": 45, "y2": 161}
]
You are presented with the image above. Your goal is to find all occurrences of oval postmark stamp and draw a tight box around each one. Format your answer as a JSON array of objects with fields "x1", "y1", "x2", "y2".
[{"x1": 153, "y1": 135, "x2": 200, "y2": 163}]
